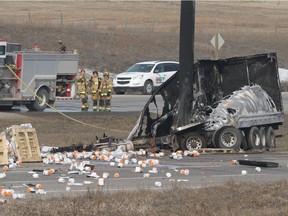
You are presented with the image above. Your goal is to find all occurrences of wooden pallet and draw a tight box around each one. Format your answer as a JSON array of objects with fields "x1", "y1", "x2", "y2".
[
  {"x1": 0, "y1": 135, "x2": 8, "y2": 165},
  {"x1": 12, "y1": 126, "x2": 41, "y2": 162},
  {"x1": 198, "y1": 148, "x2": 239, "y2": 154}
]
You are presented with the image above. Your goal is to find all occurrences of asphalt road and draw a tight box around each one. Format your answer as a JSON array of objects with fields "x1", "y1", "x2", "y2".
[
  {"x1": 13, "y1": 92, "x2": 288, "y2": 113},
  {"x1": 12, "y1": 94, "x2": 162, "y2": 113},
  {"x1": 2, "y1": 151, "x2": 288, "y2": 198}
]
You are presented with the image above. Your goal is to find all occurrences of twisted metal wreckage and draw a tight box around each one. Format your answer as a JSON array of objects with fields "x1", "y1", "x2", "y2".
[{"x1": 128, "y1": 53, "x2": 284, "y2": 151}]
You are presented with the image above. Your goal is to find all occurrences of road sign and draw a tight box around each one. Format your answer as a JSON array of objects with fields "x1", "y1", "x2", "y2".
[{"x1": 210, "y1": 33, "x2": 225, "y2": 50}]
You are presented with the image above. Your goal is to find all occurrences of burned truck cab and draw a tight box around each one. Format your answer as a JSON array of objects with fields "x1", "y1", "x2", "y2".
[{"x1": 128, "y1": 53, "x2": 284, "y2": 151}]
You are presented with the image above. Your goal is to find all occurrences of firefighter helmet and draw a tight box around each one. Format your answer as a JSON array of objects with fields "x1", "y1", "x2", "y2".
[{"x1": 103, "y1": 71, "x2": 109, "y2": 77}]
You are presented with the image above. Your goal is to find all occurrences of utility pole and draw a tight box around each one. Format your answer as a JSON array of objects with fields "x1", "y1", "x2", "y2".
[{"x1": 177, "y1": 0, "x2": 195, "y2": 127}]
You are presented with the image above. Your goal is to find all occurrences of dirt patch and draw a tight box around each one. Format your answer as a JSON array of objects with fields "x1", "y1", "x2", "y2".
[
  {"x1": 0, "y1": 111, "x2": 140, "y2": 147},
  {"x1": 1, "y1": 1, "x2": 288, "y2": 72}
]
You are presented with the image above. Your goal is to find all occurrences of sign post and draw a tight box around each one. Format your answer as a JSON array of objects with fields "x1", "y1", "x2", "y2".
[{"x1": 210, "y1": 33, "x2": 225, "y2": 60}]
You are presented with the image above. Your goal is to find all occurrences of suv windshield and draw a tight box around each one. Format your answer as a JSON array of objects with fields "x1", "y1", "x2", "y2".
[{"x1": 126, "y1": 63, "x2": 155, "y2": 73}]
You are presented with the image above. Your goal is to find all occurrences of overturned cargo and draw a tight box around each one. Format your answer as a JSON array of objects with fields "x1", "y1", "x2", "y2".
[{"x1": 128, "y1": 53, "x2": 284, "y2": 151}]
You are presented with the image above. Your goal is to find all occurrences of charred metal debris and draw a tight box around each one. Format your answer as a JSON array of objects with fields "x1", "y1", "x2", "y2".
[{"x1": 128, "y1": 53, "x2": 284, "y2": 152}]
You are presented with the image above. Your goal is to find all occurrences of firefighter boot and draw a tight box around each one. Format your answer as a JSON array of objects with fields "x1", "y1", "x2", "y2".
[
  {"x1": 99, "y1": 99, "x2": 105, "y2": 111},
  {"x1": 93, "y1": 101, "x2": 99, "y2": 111},
  {"x1": 82, "y1": 97, "x2": 89, "y2": 111},
  {"x1": 105, "y1": 100, "x2": 111, "y2": 112},
  {"x1": 105, "y1": 107, "x2": 111, "y2": 112},
  {"x1": 84, "y1": 104, "x2": 89, "y2": 111}
]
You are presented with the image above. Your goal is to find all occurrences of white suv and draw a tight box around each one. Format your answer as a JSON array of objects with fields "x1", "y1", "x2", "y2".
[{"x1": 113, "y1": 61, "x2": 179, "y2": 95}]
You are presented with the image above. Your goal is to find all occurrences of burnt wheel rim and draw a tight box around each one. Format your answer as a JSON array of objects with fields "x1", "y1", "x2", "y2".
[
  {"x1": 220, "y1": 131, "x2": 237, "y2": 148},
  {"x1": 186, "y1": 137, "x2": 202, "y2": 150}
]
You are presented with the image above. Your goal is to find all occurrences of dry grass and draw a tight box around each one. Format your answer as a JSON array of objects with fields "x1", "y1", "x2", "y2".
[
  {"x1": 0, "y1": 112, "x2": 140, "y2": 147},
  {"x1": 0, "y1": 1, "x2": 288, "y2": 72},
  {"x1": 1, "y1": 181, "x2": 288, "y2": 216}
]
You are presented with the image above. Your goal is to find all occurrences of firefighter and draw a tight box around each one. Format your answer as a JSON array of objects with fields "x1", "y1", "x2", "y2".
[
  {"x1": 89, "y1": 70, "x2": 101, "y2": 111},
  {"x1": 58, "y1": 40, "x2": 66, "y2": 53},
  {"x1": 99, "y1": 71, "x2": 113, "y2": 112},
  {"x1": 77, "y1": 69, "x2": 89, "y2": 111}
]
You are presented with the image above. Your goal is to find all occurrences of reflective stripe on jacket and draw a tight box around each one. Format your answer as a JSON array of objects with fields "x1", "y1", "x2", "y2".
[
  {"x1": 77, "y1": 75, "x2": 87, "y2": 94},
  {"x1": 99, "y1": 79, "x2": 113, "y2": 94},
  {"x1": 89, "y1": 77, "x2": 101, "y2": 94}
]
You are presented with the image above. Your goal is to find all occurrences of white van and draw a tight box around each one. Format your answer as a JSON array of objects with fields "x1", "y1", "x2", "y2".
[{"x1": 113, "y1": 61, "x2": 179, "y2": 95}]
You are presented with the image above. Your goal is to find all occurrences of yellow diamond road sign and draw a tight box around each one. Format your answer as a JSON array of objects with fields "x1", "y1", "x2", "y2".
[{"x1": 210, "y1": 33, "x2": 225, "y2": 50}]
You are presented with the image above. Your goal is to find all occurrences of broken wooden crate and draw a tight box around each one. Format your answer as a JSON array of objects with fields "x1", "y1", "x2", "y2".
[
  {"x1": 11, "y1": 126, "x2": 41, "y2": 162},
  {"x1": 0, "y1": 135, "x2": 8, "y2": 165}
]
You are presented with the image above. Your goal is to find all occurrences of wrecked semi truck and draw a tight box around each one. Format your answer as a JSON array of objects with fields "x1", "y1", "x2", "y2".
[
  {"x1": 0, "y1": 40, "x2": 79, "y2": 111},
  {"x1": 128, "y1": 53, "x2": 284, "y2": 151}
]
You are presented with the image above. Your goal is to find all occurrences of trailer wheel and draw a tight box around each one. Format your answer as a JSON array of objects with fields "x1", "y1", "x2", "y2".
[
  {"x1": 247, "y1": 126, "x2": 262, "y2": 149},
  {"x1": 214, "y1": 126, "x2": 242, "y2": 149},
  {"x1": 27, "y1": 88, "x2": 49, "y2": 111},
  {"x1": 265, "y1": 126, "x2": 276, "y2": 150},
  {"x1": 179, "y1": 132, "x2": 206, "y2": 151},
  {"x1": 259, "y1": 127, "x2": 266, "y2": 148}
]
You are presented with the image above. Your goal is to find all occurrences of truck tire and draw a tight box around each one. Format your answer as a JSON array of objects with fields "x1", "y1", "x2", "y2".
[
  {"x1": 27, "y1": 88, "x2": 49, "y2": 111},
  {"x1": 247, "y1": 126, "x2": 262, "y2": 149},
  {"x1": 265, "y1": 126, "x2": 275, "y2": 150},
  {"x1": 143, "y1": 80, "x2": 154, "y2": 95},
  {"x1": 179, "y1": 132, "x2": 206, "y2": 151},
  {"x1": 48, "y1": 99, "x2": 55, "y2": 107},
  {"x1": 213, "y1": 126, "x2": 242, "y2": 149},
  {"x1": 259, "y1": 127, "x2": 266, "y2": 148}
]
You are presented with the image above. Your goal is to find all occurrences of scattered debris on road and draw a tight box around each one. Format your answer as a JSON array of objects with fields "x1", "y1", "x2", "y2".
[
  {"x1": 0, "y1": 122, "x2": 284, "y2": 204},
  {"x1": 232, "y1": 159, "x2": 279, "y2": 168}
]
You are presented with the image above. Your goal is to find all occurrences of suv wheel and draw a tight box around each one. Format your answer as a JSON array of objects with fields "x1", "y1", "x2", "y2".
[{"x1": 143, "y1": 80, "x2": 153, "y2": 95}]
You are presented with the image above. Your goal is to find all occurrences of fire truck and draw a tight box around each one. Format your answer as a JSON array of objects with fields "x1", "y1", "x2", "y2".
[{"x1": 0, "y1": 40, "x2": 79, "y2": 111}]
